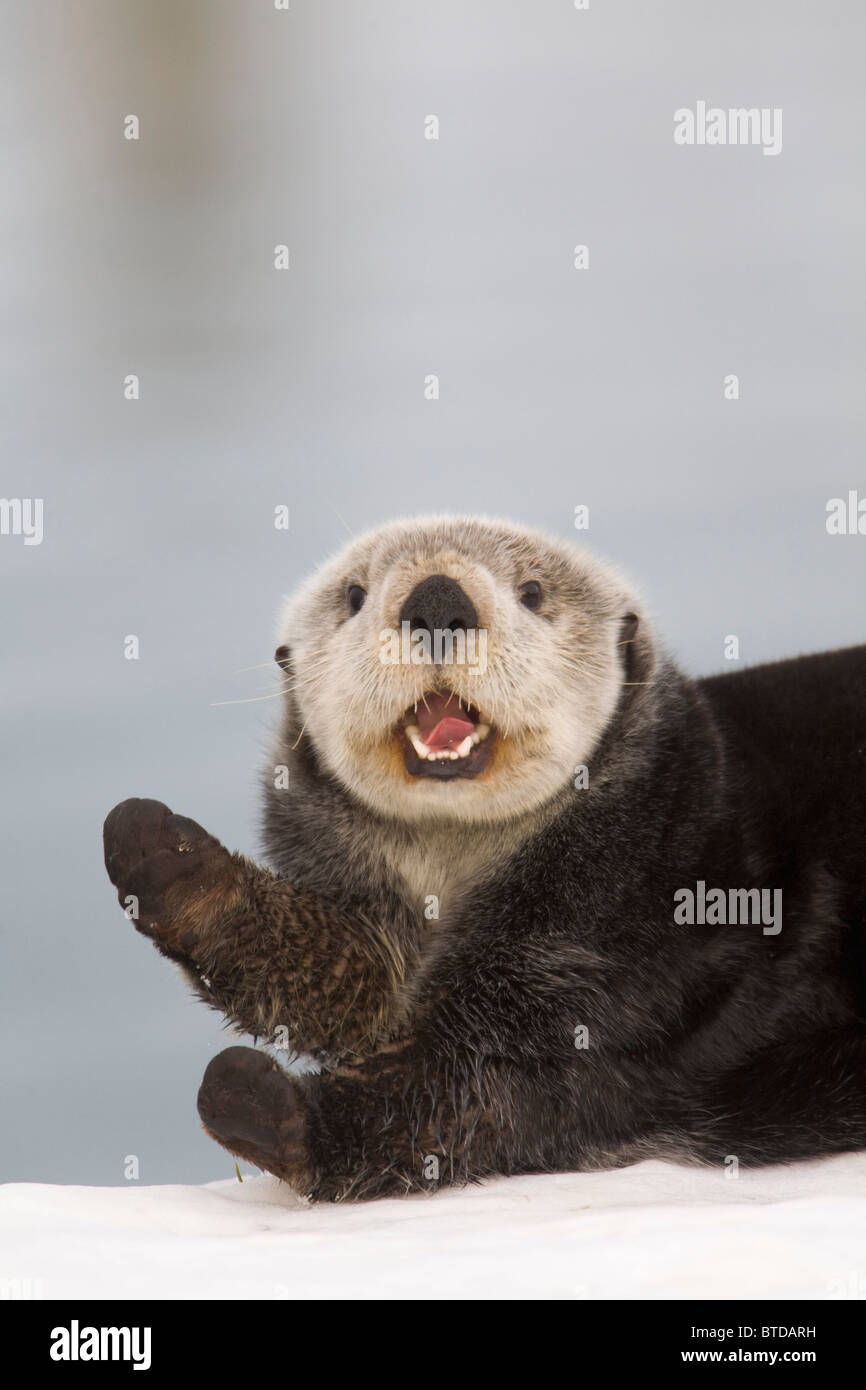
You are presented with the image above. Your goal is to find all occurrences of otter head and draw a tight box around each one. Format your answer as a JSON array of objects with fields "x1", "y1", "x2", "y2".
[{"x1": 274, "y1": 516, "x2": 653, "y2": 825}]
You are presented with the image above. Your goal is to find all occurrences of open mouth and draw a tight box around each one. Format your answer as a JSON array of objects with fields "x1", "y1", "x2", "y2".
[{"x1": 399, "y1": 691, "x2": 493, "y2": 779}]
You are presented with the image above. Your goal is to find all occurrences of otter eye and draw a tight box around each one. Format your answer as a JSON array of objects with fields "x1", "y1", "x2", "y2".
[
  {"x1": 347, "y1": 584, "x2": 366, "y2": 615},
  {"x1": 519, "y1": 580, "x2": 542, "y2": 611}
]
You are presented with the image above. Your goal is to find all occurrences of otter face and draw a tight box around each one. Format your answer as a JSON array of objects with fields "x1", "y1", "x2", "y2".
[{"x1": 276, "y1": 516, "x2": 646, "y2": 825}]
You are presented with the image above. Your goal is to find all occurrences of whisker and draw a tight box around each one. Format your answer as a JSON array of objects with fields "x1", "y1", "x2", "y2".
[
  {"x1": 290, "y1": 715, "x2": 311, "y2": 750},
  {"x1": 329, "y1": 502, "x2": 355, "y2": 538},
  {"x1": 231, "y1": 660, "x2": 283, "y2": 675},
  {"x1": 210, "y1": 692, "x2": 287, "y2": 707}
]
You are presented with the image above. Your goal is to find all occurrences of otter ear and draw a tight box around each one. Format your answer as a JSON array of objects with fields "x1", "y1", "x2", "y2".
[
  {"x1": 618, "y1": 611, "x2": 654, "y2": 687},
  {"x1": 274, "y1": 644, "x2": 293, "y2": 673}
]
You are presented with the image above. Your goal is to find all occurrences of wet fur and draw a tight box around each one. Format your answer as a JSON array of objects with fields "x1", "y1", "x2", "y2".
[{"x1": 103, "y1": 518, "x2": 866, "y2": 1200}]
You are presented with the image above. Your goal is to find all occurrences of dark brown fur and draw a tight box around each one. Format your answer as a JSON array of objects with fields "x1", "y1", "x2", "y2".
[{"x1": 104, "y1": 643, "x2": 866, "y2": 1201}]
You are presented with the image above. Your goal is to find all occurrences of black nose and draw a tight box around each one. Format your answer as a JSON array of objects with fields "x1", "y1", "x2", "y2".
[{"x1": 400, "y1": 574, "x2": 478, "y2": 635}]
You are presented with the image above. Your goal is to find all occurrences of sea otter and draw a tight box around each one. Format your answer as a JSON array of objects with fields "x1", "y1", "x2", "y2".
[{"x1": 103, "y1": 516, "x2": 866, "y2": 1201}]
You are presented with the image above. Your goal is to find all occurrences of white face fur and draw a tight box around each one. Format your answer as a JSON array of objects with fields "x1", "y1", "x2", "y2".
[{"x1": 276, "y1": 516, "x2": 644, "y2": 826}]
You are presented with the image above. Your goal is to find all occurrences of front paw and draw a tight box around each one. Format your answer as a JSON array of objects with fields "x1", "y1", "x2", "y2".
[{"x1": 103, "y1": 798, "x2": 241, "y2": 953}]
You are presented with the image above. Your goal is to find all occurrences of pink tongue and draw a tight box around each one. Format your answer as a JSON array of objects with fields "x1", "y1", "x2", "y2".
[{"x1": 424, "y1": 716, "x2": 475, "y2": 753}]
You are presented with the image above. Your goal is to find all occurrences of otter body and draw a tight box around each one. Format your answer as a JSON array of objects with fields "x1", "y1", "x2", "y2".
[{"x1": 103, "y1": 518, "x2": 866, "y2": 1199}]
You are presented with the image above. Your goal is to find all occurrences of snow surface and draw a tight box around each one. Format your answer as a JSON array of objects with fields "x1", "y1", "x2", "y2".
[{"x1": 3, "y1": 1155, "x2": 866, "y2": 1300}]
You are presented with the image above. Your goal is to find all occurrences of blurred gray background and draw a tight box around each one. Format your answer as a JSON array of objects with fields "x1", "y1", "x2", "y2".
[{"x1": 1, "y1": 0, "x2": 864, "y2": 1184}]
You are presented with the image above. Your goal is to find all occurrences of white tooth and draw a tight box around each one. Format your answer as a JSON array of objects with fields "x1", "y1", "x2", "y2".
[
  {"x1": 449, "y1": 751, "x2": 459, "y2": 760},
  {"x1": 475, "y1": 723, "x2": 490, "y2": 740},
  {"x1": 405, "y1": 724, "x2": 421, "y2": 738},
  {"x1": 409, "y1": 732, "x2": 430, "y2": 758},
  {"x1": 454, "y1": 736, "x2": 474, "y2": 758}
]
